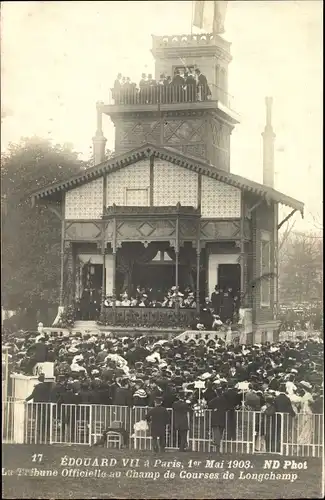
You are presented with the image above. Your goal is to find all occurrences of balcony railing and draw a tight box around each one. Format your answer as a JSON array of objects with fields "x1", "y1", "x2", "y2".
[
  {"x1": 98, "y1": 307, "x2": 196, "y2": 328},
  {"x1": 108, "y1": 83, "x2": 234, "y2": 109}
]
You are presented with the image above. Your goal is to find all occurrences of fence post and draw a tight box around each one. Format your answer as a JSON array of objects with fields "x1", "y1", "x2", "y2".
[
  {"x1": 88, "y1": 404, "x2": 93, "y2": 446},
  {"x1": 49, "y1": 403, "x2": 54, "y2": 445},
  {"x1": 13, "y1": 400, "x2": 25, "y2": 444},
  {"x1": 279, "y1": 413, "x2": 284, "y2": 455},
  {"x1": 252, "y1": 411, "x2": 256, "y2": 454}
]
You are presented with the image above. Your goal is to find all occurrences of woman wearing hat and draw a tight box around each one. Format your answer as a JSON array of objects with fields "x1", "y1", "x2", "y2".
[{"x1": 297, "y1": 382, "x2": 314, "y2": 445}]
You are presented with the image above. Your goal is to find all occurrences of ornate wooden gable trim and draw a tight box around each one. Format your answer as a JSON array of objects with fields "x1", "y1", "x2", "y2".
[{"x1": 31, "y1": 142, "x2": 304, "y2": 214}]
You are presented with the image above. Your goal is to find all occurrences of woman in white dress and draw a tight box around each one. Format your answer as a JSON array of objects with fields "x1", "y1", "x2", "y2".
[{"x1": 296, "y1": 383, "x2": 314, "y2": 445}]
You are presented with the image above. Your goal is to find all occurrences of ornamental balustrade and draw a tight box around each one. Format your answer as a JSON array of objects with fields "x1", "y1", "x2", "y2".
[{"x1": 98, "y1": 307, "x2": 197, "y2": 329}]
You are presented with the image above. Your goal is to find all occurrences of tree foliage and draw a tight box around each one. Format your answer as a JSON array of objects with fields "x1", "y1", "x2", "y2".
[
  {"x1": 1, "y1": 137, "x2": 86, "y2": 319},
  {"x1": 278, "y1": 231, "x2": 323, "y2": 304}
]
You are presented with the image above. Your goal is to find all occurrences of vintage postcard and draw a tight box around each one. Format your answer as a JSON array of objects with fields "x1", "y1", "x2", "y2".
[{"x1": 1, "y1": 1, "x2": 323, "y2": 499}]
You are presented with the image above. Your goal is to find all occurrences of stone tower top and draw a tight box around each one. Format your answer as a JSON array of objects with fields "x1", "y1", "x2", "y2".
[{"x1": 151, "y1": 33, "x2": 232, "y2": 101}]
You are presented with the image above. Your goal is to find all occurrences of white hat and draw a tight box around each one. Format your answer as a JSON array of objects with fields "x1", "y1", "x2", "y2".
[
  {"x1": 290, "y1": 369, "x2": 298, "y2": 374},
  {"x1": 300, "y1": 381, "x2": 312, "y2": 390},
  {"x1": 200, "y1": 372, "x2": 212, "y2": 380}
]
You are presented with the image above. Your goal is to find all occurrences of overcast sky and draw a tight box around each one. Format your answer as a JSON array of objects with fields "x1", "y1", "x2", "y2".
[{"x1": 1, "y1": 1, "x2": 323, "y2": 230}]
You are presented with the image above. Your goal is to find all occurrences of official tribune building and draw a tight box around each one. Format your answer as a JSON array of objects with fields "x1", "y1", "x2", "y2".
[{"x1": 32, "y1": 32, "x2": 303, "y2": 342}]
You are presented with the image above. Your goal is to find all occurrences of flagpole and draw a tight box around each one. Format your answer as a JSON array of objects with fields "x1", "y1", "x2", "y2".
[
  {"x1": 213, "y1": 0, "x2": 217, "y2": 36},
  {"x1": 191, "y1": 0, "x2": 194, "y2": 35}
]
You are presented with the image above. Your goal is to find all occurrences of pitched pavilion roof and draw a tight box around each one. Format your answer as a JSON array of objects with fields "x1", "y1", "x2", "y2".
[{"x1": 31, "y1": 143, "x2": 304, "y2": 214}]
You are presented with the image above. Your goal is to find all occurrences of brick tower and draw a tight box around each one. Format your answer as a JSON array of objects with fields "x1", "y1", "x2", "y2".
[{"x1": 98, "y1": 32, "x2": 239, "y2": 172}]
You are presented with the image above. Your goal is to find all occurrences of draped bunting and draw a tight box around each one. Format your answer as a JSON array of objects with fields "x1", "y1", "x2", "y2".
[
  {"x1": 117, "y1": 242, "x2": 163, "y2": 293},
  {"x1": 116, "y1": 242, "x2": 198, "y2": 294}
]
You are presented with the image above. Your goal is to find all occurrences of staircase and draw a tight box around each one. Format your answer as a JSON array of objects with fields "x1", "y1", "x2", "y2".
[{"x1": 72, "y1": 320, "x2": 100, "y2": 335}]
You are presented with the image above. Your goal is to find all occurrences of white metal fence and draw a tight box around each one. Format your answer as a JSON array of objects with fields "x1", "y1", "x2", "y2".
[
  {"x1": 2, "y1": 401, "x2": 323, "y2": 457},
  {"x1": 278, "y1": 330, "x2": 322, "y2": 342}
]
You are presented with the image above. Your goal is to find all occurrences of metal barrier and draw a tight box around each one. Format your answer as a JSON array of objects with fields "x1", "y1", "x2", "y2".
[
  {"x1": 2, "y1": 400, "x2": 323, "y2": 457},
  {"x1": 278, "y1": 330, "x2": 322, "y2": 342}
]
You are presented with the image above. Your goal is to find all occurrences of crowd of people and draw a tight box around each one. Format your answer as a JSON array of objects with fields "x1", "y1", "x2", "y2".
[
  {"x1": 111, "y1": 68, "x2": 211, "y2": 105},
  {"x1": 278, "y1": 304, "x2": 323, "y2": 332},
  {"x1": 76, "y1": 284, "x2": 240, "y2": 325},
  {"x1": 3, "y1": 323, "x2": 323, "y2": 452}
]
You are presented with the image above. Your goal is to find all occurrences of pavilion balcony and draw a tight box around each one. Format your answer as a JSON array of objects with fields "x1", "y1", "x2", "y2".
[
  {"x1": 101, "y1": 83, "x2": 237, "y2": 117},
  {"x1": 98, "y1": 307, "x2": 197, "y2": 329}
]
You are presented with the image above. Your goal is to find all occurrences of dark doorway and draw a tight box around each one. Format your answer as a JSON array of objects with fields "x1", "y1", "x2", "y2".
[
  {"x1": 218, "y1": 264, "x2": 241, "y2": 294},
  {"x1": 82, "y1": 263, "x2": 103, "y2": 291},
  {"x1": 78, "y1": 264, "x2": 103, "y2": 321}
]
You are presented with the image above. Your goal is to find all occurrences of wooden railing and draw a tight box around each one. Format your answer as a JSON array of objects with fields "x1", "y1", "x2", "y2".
[
  {"x1": 108, "y1": 83, "x2": 233, "y2": 109},
  {"x1": 98, "y1": 307, "x2": 196, "y2": 328}
]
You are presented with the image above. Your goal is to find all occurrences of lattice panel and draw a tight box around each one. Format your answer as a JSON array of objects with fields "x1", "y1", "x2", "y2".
[
  {"x1": 65, "y1": 178, "x2": 103, "y2": 219},
  {"x1": 118, "y1": 121, "x2": 160, "y2": 147},
  {"x1": 107, "y1": 160, "x2": 150, "y2": 206},
  {"x1": 153, "y1": 160, "x2": 198, "y2": 207},
  {"x1": 164, "y1": 118, "x2": 205, "y2": 145},
  {"x1": 201, "y1": 175, "x2": 241, "y2": 218}
]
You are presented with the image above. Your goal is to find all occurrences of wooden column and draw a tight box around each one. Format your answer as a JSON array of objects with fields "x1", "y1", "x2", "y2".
[
  {"x1": 101, "y1": 176, "x2": 107, "y2": 310},
  {"x1": 196, "y1": 244, "x2": 201, "y2": 314},
  {"x1": 101, "y1": 243, "x2": 106, "y2": 309},
  {"x1": 112, "y1": 217, "x2": 117, "y2": 324},
  {"x1": 273, "y1": 202, "x2": 279, "y2": 319},
  {"x1": 196, "y1": 217, "x2": 201, "y2": 314},
  {"x1": 240, "y1": 196, "x2": 246, "y2": 306},
  {"x1": 59, "y1": 219, "x2": 65, "y2": 307},
  {"x1": 59, "y1": 196, "x2": 66, "y2": 307},
  {"x1": 175, "y1": 215, "x2": 180, "y2": 321},
  {"x1": 149, "y1": 155, "x2": 154, "y2": 206}
]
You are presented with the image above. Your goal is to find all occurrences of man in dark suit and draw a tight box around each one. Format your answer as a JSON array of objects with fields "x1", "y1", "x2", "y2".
[
  {"x1": 208, "y1": 388, "x2": 228, "y2": 453},
  {"x1": 25, "y1": 374, "x2": 53, "y2": 403},
  {"x1": 25, "y1": 374, "x2": 54, "y2": 443},
  {"x1": 195, "y1": 68, "x2": 211, "y2": 101},
  {"x1": 211, "y1": 285, "x2": 223, "y2": 316},
  {"x1": 145, "y1": 397, "x2": 170, "y2": 453},
  {"x1": 268, "y1": 384, "x2": 296, "y2": 453},
  {"x1": 185, "y1": 68, "x2": 196, "y2": 102},
  {"x1": 274, "y1": 386, "x2": 296, "y2": 417},
  {"x1": 224, "y1": 382, "x2": 242, "y2": 440},
  {"x1": 171, "y1": 69, "x2": 185, "y2": 102},
  {"x1": 172, "y1": 392, "x2": 190, "y2": 451}
]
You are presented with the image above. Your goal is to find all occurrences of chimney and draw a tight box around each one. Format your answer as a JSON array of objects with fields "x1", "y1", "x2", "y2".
[
  {"x1": 262, "y1": 96, "x2": 276, "y2": 188},
  {"x1": 92, "y1": 101, "x2": 107, "y2": 166}
]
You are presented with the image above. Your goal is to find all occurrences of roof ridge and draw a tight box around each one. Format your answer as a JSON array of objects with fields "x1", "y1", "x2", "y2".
[{"x1": 30, "y1": 142, "x2": 304, "y2": 214}]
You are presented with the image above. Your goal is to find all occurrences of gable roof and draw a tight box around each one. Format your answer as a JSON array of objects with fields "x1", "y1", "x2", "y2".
[{"x1": 30, "y1": 143, "x2": 304, "y2": 214}]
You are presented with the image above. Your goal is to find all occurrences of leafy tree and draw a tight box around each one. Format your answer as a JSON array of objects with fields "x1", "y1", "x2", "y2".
[
  {"x1": 278, "y1": 231, "x2": 323, "y2": 304},
  {"x1": 1, "y1": 137, "x2": 86, "y2": 326}
]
